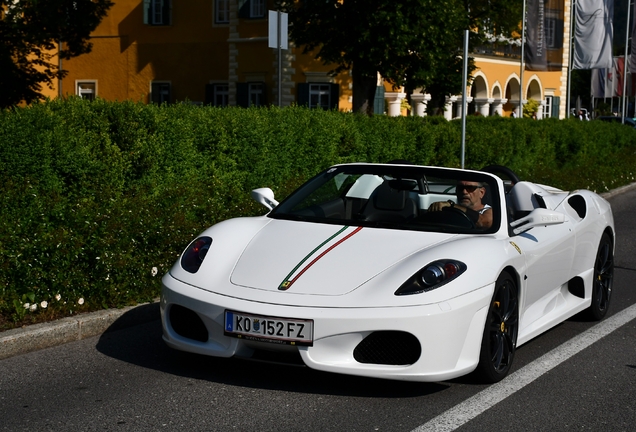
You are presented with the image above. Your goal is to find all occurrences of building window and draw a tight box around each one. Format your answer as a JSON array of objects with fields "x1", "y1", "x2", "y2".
[
  {"x1": 151, "y1": 82, "x2": 171, "y2": 104},
  {"x1": 215, "y1": 84, "x2": 229, "y2": 106},
  {"x1": 250, "y1": 0, "x2": 265, "y2": 18},
  {"x1": 239, "y1": 0, "x2": 266, "y2": 19},
  {"x1": 297, "y1": 83, "x2": 339, "y2": 110},
  {"x1": 545, "y1": 18, "x2": 556, "y2": 48},
  {"x1": 206, "y1": 83, "x2": 229, "y2": 106},
  {"x1": 236, "y1": 82, "x2": 267, "y2": 107},
  {"x1": 215, "y1": 0, "x2": 229, "y2": 24},
  {"x1": 249, "y1": 83, "x2": 264, "y2": 107},
  {"x1": 76, "y1": 81, "x2": 97, "y2": 101},
  {"x1": 309, "y1": 84, "x2": 332, "y2": 110},
  {"x1": 543, "y1": 96, "x2": 552, "y2": 119},
  {"x1": 143, "y1": 0, "x2": 172, "y2": 26}
]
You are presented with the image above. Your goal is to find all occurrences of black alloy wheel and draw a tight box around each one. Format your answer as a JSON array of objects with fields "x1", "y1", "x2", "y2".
[
  {"x1": 476, "y1": 270, "x2": 519, "y2": 383},
  {"x1": 586, "y1": 233, "x2": 614, "y2": 321}
]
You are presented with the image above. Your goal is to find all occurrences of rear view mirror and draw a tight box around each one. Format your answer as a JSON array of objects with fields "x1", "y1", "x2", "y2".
[{"x1": 251, "y1": 188, "x2": 279, "y2": 211}]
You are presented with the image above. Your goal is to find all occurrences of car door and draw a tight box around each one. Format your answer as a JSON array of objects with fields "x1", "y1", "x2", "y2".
[{"x1": 511, "y1": 219, "x2": 576, "y2": 332}]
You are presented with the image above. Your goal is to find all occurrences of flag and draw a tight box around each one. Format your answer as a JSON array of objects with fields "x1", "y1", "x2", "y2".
[
  {"x1": 607, "y1": 61, "x2": 616, "y2": 97},
  {"x1": 572, "y1": 0, "x2": 613, "y2": 69},
  {"x1": 591, "y1": 68, "x2": 606, "y2": 98},
  {"x1": 615, "y1": 56, "x2": 624, "y2": 97},
  {"x1": 525, "y1": 0, "x2": 547, "y2": 71}
]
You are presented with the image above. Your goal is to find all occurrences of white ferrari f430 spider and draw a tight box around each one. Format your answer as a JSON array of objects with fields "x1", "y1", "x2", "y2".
[{"x1": 161, "y1": 163, "x2": 614, "y2": 383}]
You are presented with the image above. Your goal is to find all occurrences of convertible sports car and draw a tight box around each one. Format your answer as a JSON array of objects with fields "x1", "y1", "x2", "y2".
[{"x1": 161, "y1": 163, "x2": 614, "y2": 383}]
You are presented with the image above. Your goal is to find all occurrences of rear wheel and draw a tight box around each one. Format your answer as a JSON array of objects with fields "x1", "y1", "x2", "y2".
[
  {"x1": 586, "y1": 233, "x2": 613, "y2": 321},
  {"x1": 476, "y1": 271, "x2": 518, "y2": 383}
]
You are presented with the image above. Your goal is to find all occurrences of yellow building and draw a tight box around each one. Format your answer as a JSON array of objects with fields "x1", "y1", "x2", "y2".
[{"x1": 45, "y1": 0, "x2": 570, "y2": 119}]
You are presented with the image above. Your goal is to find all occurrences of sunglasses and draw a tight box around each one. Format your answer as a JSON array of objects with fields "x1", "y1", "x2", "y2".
[{"x1": 457, "y1": 185, "x2": 483, "y2": 193}]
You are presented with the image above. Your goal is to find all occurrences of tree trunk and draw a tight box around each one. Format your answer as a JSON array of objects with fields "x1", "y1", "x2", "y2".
[{"x1": 352, "y1": 67, "x2": 379, "y2": 116}]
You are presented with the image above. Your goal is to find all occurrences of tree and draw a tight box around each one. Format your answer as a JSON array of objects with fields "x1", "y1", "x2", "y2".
[
  {"x1": 0, "y1": 0, "x2": 113, "y2": 108},
  {"x1": 277, "y1": 0, "x2": 522, "y2": 115}
]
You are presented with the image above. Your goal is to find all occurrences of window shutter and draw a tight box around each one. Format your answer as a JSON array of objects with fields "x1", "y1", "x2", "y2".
[
  {"x1": 238, "y1": 0, "x2": 249, "y2": 18},
  {"x1": 297, "y1": 83, "x2": 309, "y2": 107},
  {"x1": 259, "y1": 82, "x2": 268, "y2": 106},
  {"x1": 330, "y1": 84, "x2": 339, "y2": 110},
  {"x1": 237, "y1": 83, "x2": 248, "y2": 107},
  {"x1": 205, "y1": 84, "x2": 214, "y2": 105},
  {"x1": 143, "y1": 0, "x2": 150, "y2": 24},
  {"x1": 162, "y1": 0, "x2": 172, "y2": 25},
  {"x1": 374, "y1": 86, "x2": 385, "y2": 115},
  {"x1": 151, "y1": 82, "x2": 160, "y2": 104},
  {"x1": 551, "y1": 96, "x2": 560, "y2": 118}
]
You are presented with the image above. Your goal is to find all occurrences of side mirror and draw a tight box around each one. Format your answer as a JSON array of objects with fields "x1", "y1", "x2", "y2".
[
  {"x1": 510, "y1": 208, "x2": 567, "y2": 235},
  {"x1": 251, "y1": 188, "x2": 279, "y2": 211}
]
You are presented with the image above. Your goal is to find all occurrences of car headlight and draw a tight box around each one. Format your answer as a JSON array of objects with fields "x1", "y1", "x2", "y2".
[
  {"x1": 394, "y1": 259, "x2": 467, "y2": 295},
  {"x1": 181, "y1": 237, "x2": 212, "y2": 273}
]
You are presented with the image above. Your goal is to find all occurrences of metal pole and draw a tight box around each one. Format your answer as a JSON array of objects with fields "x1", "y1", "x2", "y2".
[
  {"x1": 278, "y1": 11, "x2": 282, "y2": 107},
  {"x1": 59, "y1": 40, "x2": 63, "y2": 98},
  {"x1": 461, "y1": 30, "x2": 469, "y2": 170},
  {"x1": 567, "y1": 0, "x2": 575, "y2": 118},
  {"x1": 520, "y1": 0, "x2": 527, "y2": 118},
  {"x1": 622, "y1": 0, "x2": 632, "y2": 123}
]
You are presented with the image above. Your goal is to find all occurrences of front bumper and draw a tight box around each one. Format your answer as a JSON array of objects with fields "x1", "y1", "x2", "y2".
[{"x1": 161, "y1": 273, "x2": 494, "y2": 382}]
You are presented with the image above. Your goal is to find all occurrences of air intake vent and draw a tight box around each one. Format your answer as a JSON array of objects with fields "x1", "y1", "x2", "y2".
[
  {"x1": 353, "y1": 331, "x2": 421, "y2": 365},
  {"x1": 169, "y1": 304, "x2": 209, "y2": 342}
]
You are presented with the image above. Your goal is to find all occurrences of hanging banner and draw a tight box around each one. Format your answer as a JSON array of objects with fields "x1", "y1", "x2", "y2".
[
  {"x1": 525, "y1": 0, "x2": 547, "y2": 71},
  {"x1": 572, "y1": 0, "x2": 614, "y2": 69}
]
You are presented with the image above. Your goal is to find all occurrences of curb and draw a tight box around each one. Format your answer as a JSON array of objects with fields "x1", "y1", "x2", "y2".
[
  {"x1": 2, "y1": 182, "x2": 636, "y2": 361},
  {"x1": 0, "y1": 301, "x2": 160, "y2": 360}
]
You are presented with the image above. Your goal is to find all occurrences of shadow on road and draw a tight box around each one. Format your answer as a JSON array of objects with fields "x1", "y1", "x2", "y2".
[{"x1": 96, "y1": 307, "x2": 449, "y2": 398}]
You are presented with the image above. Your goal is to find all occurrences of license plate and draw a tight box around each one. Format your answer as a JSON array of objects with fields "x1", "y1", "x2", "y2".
[{"x1": 224, "y1": 310, "x2": 313, "y2": 346}]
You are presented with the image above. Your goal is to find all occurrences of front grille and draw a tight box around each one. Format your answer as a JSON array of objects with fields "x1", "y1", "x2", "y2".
[
  {"x1": 353, "y1": 331, "x2": 421, "y2": 365},
  {"x1": 169, "y1": 304, "x2": 209, "y2": 342}
]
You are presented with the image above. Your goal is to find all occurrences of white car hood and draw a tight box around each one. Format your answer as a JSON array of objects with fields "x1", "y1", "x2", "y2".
[{"x1": 230, "y1": 220, "x2": 455, "y2": 296}]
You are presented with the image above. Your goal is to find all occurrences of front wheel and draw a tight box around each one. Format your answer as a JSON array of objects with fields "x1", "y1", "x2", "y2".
[
  {"x1": 475, "y1": 271, "x2": 519, "y2": 383},
  {"x1": 585, "y1": 233, "x2": 614, "y2": 321}
]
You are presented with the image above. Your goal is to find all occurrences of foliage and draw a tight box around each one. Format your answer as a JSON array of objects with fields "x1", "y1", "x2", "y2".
[
  {"x1": 0, "y1": 0, "x2": 113, "y2": 108},
  {"x1": 277, "y1": 0, "x2": 523, "y2": 115},
  {"x1": 523, "y1": 99, "x2": 541, "y2": 118},
  {"x1": 1, "y1": 99, "x2": 635, "y2": 329}
]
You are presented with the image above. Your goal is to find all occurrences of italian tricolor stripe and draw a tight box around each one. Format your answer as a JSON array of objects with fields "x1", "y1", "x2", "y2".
[{"x1": 278, "y1": 226, "x2": 363, "y2": 290}]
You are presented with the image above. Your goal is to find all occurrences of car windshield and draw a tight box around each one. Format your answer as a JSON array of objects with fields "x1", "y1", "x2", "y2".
[{"x1": 269, "y1": 164, "x2": 501, "y2": 234}]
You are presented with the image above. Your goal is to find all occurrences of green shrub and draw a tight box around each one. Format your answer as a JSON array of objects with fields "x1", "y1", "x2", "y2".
[{"x1": 1, "y1": 98, "x2": 635, "y2": 328}]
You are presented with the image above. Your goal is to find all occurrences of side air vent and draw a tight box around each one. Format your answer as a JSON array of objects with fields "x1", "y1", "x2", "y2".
[
  {"x1": 353, "y1": 331, "x2": 421, "y2": 365},
  {"x1": 169, "y1": 304, "x2": 209, "y2": 342},
  {"x1": 568, "y1": 195, "x2": 587, "y2": 219},
  {"x1": 568, "y1": 277, "x2": 585, "y2": 299}
]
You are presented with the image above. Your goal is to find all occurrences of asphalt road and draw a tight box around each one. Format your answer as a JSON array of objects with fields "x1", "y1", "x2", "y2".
[{"x1": 1, "y1": 189, "x2": 635, "y2": 432}]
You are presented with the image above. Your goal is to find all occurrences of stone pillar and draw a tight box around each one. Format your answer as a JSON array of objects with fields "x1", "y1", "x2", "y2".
[
  {"x1": 444, "y1": 96, "x2": 457, "y2": 120},
  {"x1": 491, "y1": 98, "x2": 507, "y2": 116},
  {"x1": 385, "y1": 92, "x2": 406, "y2": 116},
  {"x1": 474, "y1": 98, "x2": 493, "y2": 117},
  {"x1": 455, "y1": 96, "x2": 473, "y2": 118},
  {"x1": 410, "y1": 93, "x2": 431, "y2": 117},
  {"x1": 456, "y1": 96, "x2": 473, "y2": 118}
]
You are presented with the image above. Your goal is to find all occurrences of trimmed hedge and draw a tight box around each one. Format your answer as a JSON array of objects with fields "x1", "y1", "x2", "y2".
[{"x1": 1, "y1": 98, "x2": 635, "y2": 328}]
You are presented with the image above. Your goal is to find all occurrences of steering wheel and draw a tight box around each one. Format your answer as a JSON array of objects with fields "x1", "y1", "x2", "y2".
[
  {"x1": 442, "y1": 206, "x2": 476, "y2": 229},
  {"x1": 481, "y1": 165, "x2": 521, "y2": 192}
]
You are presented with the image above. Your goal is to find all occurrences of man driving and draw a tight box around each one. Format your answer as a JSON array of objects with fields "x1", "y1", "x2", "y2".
[{"x1": 428, "y1": 181, "x2": 493, "y2": 229}]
